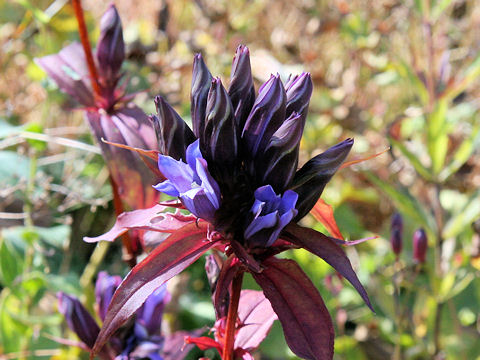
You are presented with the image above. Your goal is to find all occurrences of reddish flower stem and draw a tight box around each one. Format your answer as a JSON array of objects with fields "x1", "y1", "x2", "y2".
[
  {"x1": 222, "y1": 271, "x2": 244, "y2": 360},
  {"x1": 109, "y1": 176, "x2": 137, "y2": 268},
  {"x1": 72, "y1": 0, "x2": 101, "y2": 100}
]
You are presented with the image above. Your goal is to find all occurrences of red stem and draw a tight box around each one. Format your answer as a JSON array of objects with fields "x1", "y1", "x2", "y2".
[
  {"x1": 222, "y1": 271, "x2": 244, "y2": 360},
  {"x1": 109, "y1": 177, "x2": 137, "y2": 268},
  {"x1": 72, "y1": 0, "x2": 101, "y2": 100}
]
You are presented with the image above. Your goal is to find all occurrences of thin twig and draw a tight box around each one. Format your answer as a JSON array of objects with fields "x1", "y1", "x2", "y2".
[{"x1": 71, "y1": 0, "x2": 101, "y2": 99}]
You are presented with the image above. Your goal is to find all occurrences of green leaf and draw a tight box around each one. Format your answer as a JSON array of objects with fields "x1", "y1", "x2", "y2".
[
  {"x1": 389, "y1": 137, "x2": 433, "y2": 181},
  {"x1": 365, "y1": 172, "x2": 435, "y2": 233},
  {"x1": 390, "y1": 60, "x2": 428, "y2": 104},
  {"x1": 427, "y1": 100, "x2": 449, "y2": 175},
  {"x1": 443, "y1": 191, "x2": 480, "y2": 239},
  {"x1": 439, "y1": 123, "x2": 480, "y2": 181},
  {"x1": 14, "y1": 0, "x2": 50, "y2": 23},
  {"x1": 2, "y1": 225, "x2": 70, "y2": 249},
  {"x1": 0, "y1": 151, "x2": 30, "y2": 186},
  {"x1": 442, "y1": 271, "x2": 474, "y2": 302},
  {"x1": 431, "y1": 0, "x2": 454, "y2": 20},
  {"x1": 0, "y1": 119, "x2": 24, "y2": 138},
  {"x1": 0, "y1": 291, "x2": 30, "y2": 353},
  {"x1": 445, "y1": 53, "x2": 480, "y2": 101},
  {"x1": 36, "y1": 225, "x2": 71, "y2": 248},
  {"x1": 413, "y1": 0, "x2": 424, "y2": 14},
  {"x1": 24, "y1": 122, "x2": 47, "y2": 152},
  {"x1": 0, "y1": 237, "x2": 24, "y2": 287},
  {"x1": 21, "y1": 272, "x2": 47, "y2": 301},
  {"x1": 438, "y1": 272, "x2": 455, "y2": 301},
  {"x1": 46, "y1": 273, "x2": 82, "y2": 296}
]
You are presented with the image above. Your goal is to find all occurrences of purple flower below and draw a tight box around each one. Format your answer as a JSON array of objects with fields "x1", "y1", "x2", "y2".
[{"x1": 57, "y1": 272, "x2": 186, "y2": 360}]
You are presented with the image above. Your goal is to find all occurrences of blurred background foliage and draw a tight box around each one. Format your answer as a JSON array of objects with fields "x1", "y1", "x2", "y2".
[{"x1": 1, "y1": 0, "x2": 480, "y2": 359}]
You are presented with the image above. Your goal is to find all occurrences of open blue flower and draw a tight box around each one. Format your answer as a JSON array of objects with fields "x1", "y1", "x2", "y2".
[
  {"x1": 154, "y1": 140, "x2": 221, "y2": 223},
  {"x1": 245, "y1": 185, "x2": 298, "y2": 247}
]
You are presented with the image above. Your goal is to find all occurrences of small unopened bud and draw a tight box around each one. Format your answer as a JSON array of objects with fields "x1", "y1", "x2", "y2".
[
  {"x1": 135, "y1": 285, "x2": 170, "y2": 336},
  {"x1": 285, "y1": 72, "x2": 313, "y2": 120},
  {"x1": 413, "y1": 228, "x2": 427, "y2": 263},
  {"x1": 57, "y1": 292, "x2": 100, "y2": 349},
  {"x1": 204, "y1": 78, "x2": 237, "y2": 165},
  {"x1": 95, "y1": 271, "x2": 121, "y2": 321},
  {"x1": 390, "y1": 213, "x2": 403, "y2": 257},
  {"x1": 191, "y1": 54, "x2": 213, "y2": 138},
  {"x1": 96, "y1": 4, "x2": 125, "y2": 81},
  {"x1": 152, "y1": 95, "x2": 196, "y2": 160},
  {"x1": 229, "y1": 45, "x2": 255, "y2": 130},
  {"x1": 242, "y1": 74, "x2": 286, "y2": 157}
]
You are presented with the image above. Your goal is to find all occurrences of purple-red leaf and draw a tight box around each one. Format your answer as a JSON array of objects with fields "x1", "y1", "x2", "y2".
[
  {"x1": 90, "y1": 222, "x2": 215, "y2": 357},
  {"x1": 285, "y1": 223, "x2": 373, "y2": 311},
  {"x1": 86, "y1": 108, "x2": 159, "y2": 211},
  {"x1": 235, "y1": 290, "x2": 277, "y2": 351},
  {"x1": 35, "y1": 42, "x2": 95, "y2": 107},
  {"x1": 84, "y1": 205, "x2": 196, "y2": 243},
  {"x1": 253, "y1": 258, "x2": 334, "y2": 360}
]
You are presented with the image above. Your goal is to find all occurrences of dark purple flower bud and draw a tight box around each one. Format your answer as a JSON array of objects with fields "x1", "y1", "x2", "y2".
[
  {"x1": 391, "y1": 212, "x2": 403, "y2": 233},
  {"x1": 228, "y1": 45, "x2": 255, "y2": 130},
  {"x1": 95, "y1": 271, "x2": 122, "y2": 322},
  {"x1": 257, "y1": 112, "x2": 304, "y2": 192},
  {"x1": 244, "y1": 185, "x2": 298, "y2": 248},
  {"x1": 96, "y1": 4, "x2": 125, "y2": 82},
  {"x1": 242, "y1": 74, "x2": 286, "y2": 158},
  {"x1": 57, "y1": 292, "x2": 100, "y2": 349},
  {"x1": 135, "y1": 284, "x2": 170, "y2": 337},
  {"x1": 390, "y1": 213, "x2": 403, "y2": 257},
  {"x1": 191, "y1": 54, "x2": 213, "y2": 138},
  {"x1": 391, "y1": 228, "x2": 402, "y2": 257},
  {"x1": 203, "y1": 78, "x2": 237, "y2": 166},
  {"x1": 413, "y1": 228, "x2": 427, "y2": 263},
  {"x1": 291, "y1": 138, "x2": 354, "y2": 221},
  {"x1": 152, "y1": 95, "x2": 196, "y2": 160},
  {"x1": 285, "y1": 72, "x2": 313, "y2": 120}
]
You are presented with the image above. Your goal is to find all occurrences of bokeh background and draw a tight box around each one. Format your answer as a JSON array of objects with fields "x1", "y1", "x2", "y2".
[{"x1": 1, "y1": 0, "x2": 480, "y2": 359}]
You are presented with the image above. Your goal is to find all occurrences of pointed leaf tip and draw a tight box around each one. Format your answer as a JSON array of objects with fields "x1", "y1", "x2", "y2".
[
  {"x1": 253, "y1": 258, "x2": 334, "y2": 360},
  {"x1": 285, "y1": 223, "x2": 374, "y2": 312}
]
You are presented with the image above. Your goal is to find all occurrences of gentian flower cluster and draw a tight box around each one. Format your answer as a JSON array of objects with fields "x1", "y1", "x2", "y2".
[
  {"x1": 87, "y1": 46, "x2": 373, "y2": 360},
  {"x1": 57, "y1": 272, "x2": 193, "y2": 360}
]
